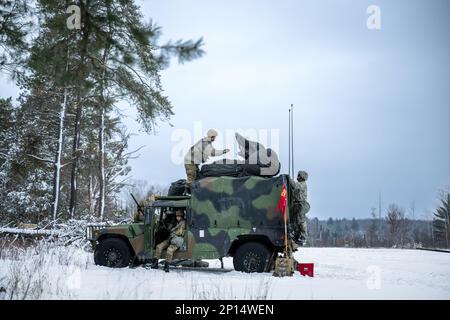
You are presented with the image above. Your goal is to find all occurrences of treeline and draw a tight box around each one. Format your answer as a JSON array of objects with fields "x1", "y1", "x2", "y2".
[
  {"x1": 0, "y1": 0, "x2": 204, "y2": 224},
  {"x1": 307, "y1": 193, "x2": 450, "y2": 249}
]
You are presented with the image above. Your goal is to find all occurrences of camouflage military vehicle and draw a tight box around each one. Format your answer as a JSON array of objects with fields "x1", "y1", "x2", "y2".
[{"x1": 87, "y1": 174, "x2": 305, "y2": 273}]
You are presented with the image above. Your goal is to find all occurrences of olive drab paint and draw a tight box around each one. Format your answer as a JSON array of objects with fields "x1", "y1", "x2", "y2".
[{"x1": 88, "y1": 174, "x2": 307, "y2": 265}]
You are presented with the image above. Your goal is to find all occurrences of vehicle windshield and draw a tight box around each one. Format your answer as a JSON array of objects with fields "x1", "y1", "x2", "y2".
[{"x1": 144, "y1": 207, "x2": 161, "y2": 224}]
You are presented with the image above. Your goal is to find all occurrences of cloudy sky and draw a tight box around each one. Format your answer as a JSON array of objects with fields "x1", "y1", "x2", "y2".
[{"x1": 1, "y1": 0, "x2": 449, "y2": 219}]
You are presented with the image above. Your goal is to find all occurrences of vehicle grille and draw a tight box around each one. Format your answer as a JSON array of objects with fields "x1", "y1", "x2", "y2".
[{"x1": 86, "y1": 224, "x2": 104, "y2": 240}]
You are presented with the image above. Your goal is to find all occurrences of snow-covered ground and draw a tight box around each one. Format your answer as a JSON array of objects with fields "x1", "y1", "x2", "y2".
[{"x1": 1, "y1": 244, "x2": 449, "y2": 299}]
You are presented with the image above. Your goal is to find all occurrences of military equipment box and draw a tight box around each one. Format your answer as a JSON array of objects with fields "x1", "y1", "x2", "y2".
[{"x1": 88, "y1": 174, "x2": 304, "y2": 273}]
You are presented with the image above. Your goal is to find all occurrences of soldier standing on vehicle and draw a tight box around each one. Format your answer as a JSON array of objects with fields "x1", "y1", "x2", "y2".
[
  {"x1": 151, "y1": 209, "x2": 186, "y2": 272},
  {"x1": 183, "y1": 129, "x2": 230, "y2": 195}
]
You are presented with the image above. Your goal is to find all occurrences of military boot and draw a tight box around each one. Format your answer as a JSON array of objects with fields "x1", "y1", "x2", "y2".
[
  {"x1": 150, "y1": 258, "x2": 159, "y2": 269},
  {"x1": 163, "y1": 262, "x2": 170, "y2": 272}
]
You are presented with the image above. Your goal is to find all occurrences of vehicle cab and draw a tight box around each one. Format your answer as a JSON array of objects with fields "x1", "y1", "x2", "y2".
[{"x1": 143, "y1": 196, "x2": 192, "y2": 262}]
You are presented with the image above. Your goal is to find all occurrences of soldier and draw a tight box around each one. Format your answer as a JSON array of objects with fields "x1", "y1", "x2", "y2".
[
  {"x1": 291, "y1": 170, "x2": 310, "y2": 243},
  {"x1": 184, "y1": 129, "x2": 230, "y2": 195},
  {"x1": 151, "y1": 209, "x2": 186, "y2": 272},
  {"x1": 133, "y1": 194, "x2": 155, "y2": 222}
]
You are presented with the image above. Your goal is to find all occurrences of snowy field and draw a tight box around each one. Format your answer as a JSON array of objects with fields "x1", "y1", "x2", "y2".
[{"x1": 1, "y1": 244, "x2": 449, "y2": 300}]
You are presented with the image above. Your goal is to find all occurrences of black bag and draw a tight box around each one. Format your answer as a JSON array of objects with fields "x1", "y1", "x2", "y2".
[
  {"x1": 168, "y1": 179, "x2": 186, "y2": 196},
  {"x1": 200, "y1": 163, "x2": 244, "y2": 178}
]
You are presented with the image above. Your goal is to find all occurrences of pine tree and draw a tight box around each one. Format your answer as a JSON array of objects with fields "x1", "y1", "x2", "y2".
[
  {"x1": 433, "y1": 192, "x2": 450, "y2": 248},
  {"x1": 55, "y1": 0, "x2": 205, "y2": 219},
  {"x1": 0, "y1": 86, "x2": 61, "y2": 223},
  {"x1": 1, "y1": 0, "x2": 204, "y2": 222},
  {"x1": 367, "y1": 209, "x2": 379, "y2": 247},
  {"x1": 0, "y1": 97, "x2": 17, "y2": 223},
  {"x1": 0, "y1": 0, "x2": 32, "y2": 74},
  {"x1": 62, "y1": 0, "x2": 203, "y2": 220}
]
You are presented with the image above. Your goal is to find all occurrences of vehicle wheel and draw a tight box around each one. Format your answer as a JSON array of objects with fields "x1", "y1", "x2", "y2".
[
  {"x1": 233, "y1": 242, "x2": 271, "y2": 273},
  {"x1": 94, "y1": 238, "x2": 132, "y2": 268}
]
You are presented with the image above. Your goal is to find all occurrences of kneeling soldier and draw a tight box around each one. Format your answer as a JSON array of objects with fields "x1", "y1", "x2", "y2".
[{"x1": 151, "y1": 210, "x2": 186, "y2": 272}]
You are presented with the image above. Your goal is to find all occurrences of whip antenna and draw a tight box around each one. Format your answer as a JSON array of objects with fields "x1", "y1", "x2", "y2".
[
  {"x1": 288, "y1": 107, "x2": 291, "y2": 177},
  {"x1": 291, "y1": 104, "x2": 294, "y2": 178}
]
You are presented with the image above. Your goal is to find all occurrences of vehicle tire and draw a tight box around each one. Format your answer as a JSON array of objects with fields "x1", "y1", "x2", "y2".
[
  {"x1": 233, "y1": 242, "x2": 272, "y2": 273},
  {"x1": 94, "y1": 238, "x2": 132, "y2": 268}
]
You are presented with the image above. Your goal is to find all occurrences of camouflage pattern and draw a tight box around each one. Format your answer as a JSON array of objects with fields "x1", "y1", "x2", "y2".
[
  {"x1": 184, "y1": 137, "x2": 228, "y2": 165},
  {"x1": 289, "y1": 172, "x2": 310, "y2": 240},
  {"x1": 188, "y1": 175, "x2": 289, "y2": 259},
  {"x1": 297, "y1": 170, "x2": 308, "y2": 181},
  {"x1": 294, "y1": 180, "x2": 307, "y2": 202},
  {"x1": 154, "y1": 218, "x2": 186, "y2": 262},
  {"x1": 273, "y1": 256, "x2": 295, "y2": 277},
  {"x1": 184, "y1": 163, "x2": 198, "y2": 188},
  {"x1": 89, "y1": 174, "x2": 304, "y2": 264},
  {"x1": 155, "y1": 240, "x2": 179, "y2": 262}
]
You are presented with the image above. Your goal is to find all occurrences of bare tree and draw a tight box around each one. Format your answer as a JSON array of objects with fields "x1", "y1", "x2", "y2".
[{"x1": 386, "y1": 204, "x2": 411, "y2": 247}]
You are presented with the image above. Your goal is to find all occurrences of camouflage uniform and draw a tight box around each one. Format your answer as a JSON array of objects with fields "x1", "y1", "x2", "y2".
[
  {"x1": 133, "y1": 195, "x2": 156, "y2": 222},
  {"x1": 184, "y1": 131, "x2": 228, "y2": 188},
  {"x1": 291, "y1": 171, "x2": 310, "y2": 241},
  {"x1": 184, "y1": 163, "x2": 199, "y2": 189},
  {"x1": 133, "y1": 200, "x2": 146, "y2": 222},
  {"x1": 154, "y1": 218, "x2": 186, "y2": 263}
]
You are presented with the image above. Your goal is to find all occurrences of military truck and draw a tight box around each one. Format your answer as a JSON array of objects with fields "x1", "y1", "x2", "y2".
[{"x1": 87, "y1": 174, "x2": 305, "y2": 273}]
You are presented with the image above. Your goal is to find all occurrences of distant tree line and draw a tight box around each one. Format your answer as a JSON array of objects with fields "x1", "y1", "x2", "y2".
[
  {"x1": 0, "y1": 0, "x2": 204, "y2": 225},
  {"x1": 307, "y1": 191, "x2": 450, "y2": 249}
]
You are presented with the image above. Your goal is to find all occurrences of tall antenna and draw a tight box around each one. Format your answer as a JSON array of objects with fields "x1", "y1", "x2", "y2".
[
  {"x1": 288, "y1": 107, "x2": 291, "y2": 177},
  {"x1": 291, "y1": 104, "x2": 294, "y2": 178}
]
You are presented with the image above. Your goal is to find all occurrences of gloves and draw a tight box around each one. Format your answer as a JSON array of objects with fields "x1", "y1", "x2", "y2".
[{"x1": 223, "y1": 149, "x2": 230, "y2": 154}]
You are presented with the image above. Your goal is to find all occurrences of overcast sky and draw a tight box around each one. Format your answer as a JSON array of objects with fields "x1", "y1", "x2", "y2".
[{"x1": 1, "y1": 0, "x2": 449, "y2": 219}]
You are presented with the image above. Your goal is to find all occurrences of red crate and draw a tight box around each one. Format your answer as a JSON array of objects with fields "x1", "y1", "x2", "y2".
[{"x1": 298, "y1": 263, "x2": 314, "y2": 277}]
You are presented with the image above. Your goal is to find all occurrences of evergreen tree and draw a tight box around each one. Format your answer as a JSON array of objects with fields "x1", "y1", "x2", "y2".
[
  {"x1": 433, "y1": 192, "x2": 450, "y2": 248},
  {"x1": 0, "y1": 87, "x2": 61, "y2": 223},
  {"x1": 10, "y1": 0, "x2": 205, "y2": 221},
  {"x1": 367, "y1": 209, "x2": 379, "y2": 247},
  {"x1": 0, "y1": 0, "x2": 32, "y2": 74}
]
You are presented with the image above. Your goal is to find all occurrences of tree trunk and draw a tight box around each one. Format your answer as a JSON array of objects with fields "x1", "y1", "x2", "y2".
[
  {"x1": 51, "y1": 87, "x2": 68, "y2": 221},
  {"x1": 69, "y1": 102, "x2": 81, "y2": 218},
  {"x1": 51, "y1": 48, "x2": 70, "y2": 221},
  {"x1": 88, "y1": 172, "x2": 96, "y2": 216},
  {"x1": 97, "y1": 2, "x2": 113, "y2": 221},
  {"x1": 98, "y1": 108, "x2": 105, "y2": 221},
  {"x1": 69, "y1": 0, "x2": 91, "y2": 218}
]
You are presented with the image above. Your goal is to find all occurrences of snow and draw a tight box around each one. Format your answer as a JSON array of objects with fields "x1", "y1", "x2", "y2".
[
  {"x1": 1, "y1": 246, "x2": 449, "y2": 300},
  {"x1": 0, "y1": 227, "x2": 60, "y2": 236}
]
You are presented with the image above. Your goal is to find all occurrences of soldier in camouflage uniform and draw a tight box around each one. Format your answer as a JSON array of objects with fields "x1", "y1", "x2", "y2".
[
  {"x1": 184, "y1": 129, "x2": 230, "y2": 195},
  {"x1": 151, "y1": 209, "x2": 186, "y2": 272},
  {"x1": 133, "y1": 194, "x2": 156, "y2": 222},
  {"x1": 290, "y1": 170, "x2": 310, "y2": 243}
]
